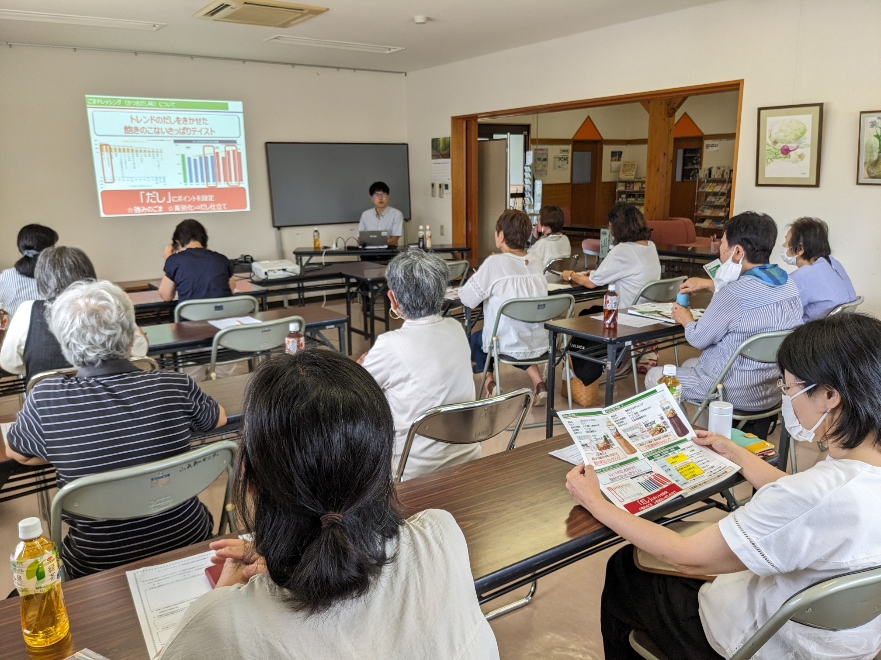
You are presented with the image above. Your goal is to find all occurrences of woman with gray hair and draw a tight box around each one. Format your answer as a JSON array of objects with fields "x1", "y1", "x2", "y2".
[
  {"x1": 359, "y1": 249, "x2": 478, "y2": 480},
  {"x1": 0, "y1": 246, "x2": 148, "y2": 381},
  {"x1": 5, "y1": 280, "x2": 226, "y2": 577}
]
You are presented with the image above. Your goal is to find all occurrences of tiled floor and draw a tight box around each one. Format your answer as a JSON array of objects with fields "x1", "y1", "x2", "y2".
[{"x1": 0, "y1": 296, "x2": 827, "y2": 658}]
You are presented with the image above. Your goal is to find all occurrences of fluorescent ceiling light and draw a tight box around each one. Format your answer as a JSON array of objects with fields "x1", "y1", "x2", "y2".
[
  {"x1": 0, "y1": 9, "x2": 166, "y2": 31},
  {"x1": 264, "y1": 35, "x2": 403, "y2": 54}
]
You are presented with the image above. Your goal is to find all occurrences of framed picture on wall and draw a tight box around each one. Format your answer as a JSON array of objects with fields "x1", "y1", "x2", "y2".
[
  {"x1": 857, "y1": 110, "x2": 881, "y2": 185},
  {"x1": 756, "y1": 103, "x2": 823, "y2": 187}
]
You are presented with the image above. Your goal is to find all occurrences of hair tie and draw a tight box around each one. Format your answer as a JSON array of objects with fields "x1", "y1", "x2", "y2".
[
  {"x1": 21, "y1": 249, "x2": 40, "y2": 258},
  {"x1": 320, "y1": 512, "x2": 343, "y2": 528}
]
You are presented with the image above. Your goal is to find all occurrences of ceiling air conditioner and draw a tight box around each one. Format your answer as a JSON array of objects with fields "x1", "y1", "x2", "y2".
[{"x1": 194, "y1": 0, "x2": 327, "y2": 28}]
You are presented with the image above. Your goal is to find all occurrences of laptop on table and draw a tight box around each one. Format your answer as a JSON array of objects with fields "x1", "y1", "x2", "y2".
[{"x1": 359, "y1": 230, "x2": 390, "y2": 249}]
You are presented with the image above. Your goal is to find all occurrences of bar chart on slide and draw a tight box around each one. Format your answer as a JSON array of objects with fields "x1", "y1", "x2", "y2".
[{"x1": 86, "y1": 96, "x2": 250, "y2": 217}]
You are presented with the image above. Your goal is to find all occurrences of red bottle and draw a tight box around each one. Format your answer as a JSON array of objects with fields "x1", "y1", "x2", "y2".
[{"x1": 603, "y1": 284, "x2": 619, "y2": 329}]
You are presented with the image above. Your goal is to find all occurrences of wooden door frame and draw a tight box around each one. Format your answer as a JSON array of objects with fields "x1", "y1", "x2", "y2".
[{"x1": 451, "y1": 80, "x2": 743, "y2": 250}]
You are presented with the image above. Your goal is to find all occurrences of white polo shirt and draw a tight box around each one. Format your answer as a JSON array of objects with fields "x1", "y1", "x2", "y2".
[{"x1": 359, "y1": 206, "x2": 404, "y2": 237}]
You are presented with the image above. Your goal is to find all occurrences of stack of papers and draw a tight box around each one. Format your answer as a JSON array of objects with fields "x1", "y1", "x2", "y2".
[
  {"x1": 627, "y1": 302, "x2": 705, "y2": 325},
  {"x1": 589, "y1": 313, "x2": 659, "y2": 328},
  {"x1": 207, "y1": 316, "x2": 261, "y2": 329},
  {"x1": 444, "y1": 286, "x2": 461, "y2": 301}
]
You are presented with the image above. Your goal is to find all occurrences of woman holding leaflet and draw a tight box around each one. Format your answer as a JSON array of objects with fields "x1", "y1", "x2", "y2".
[{"x1": 566, "y1": 313, "x2": 881, "y2": 660}]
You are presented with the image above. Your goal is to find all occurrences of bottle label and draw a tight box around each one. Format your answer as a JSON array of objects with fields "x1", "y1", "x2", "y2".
[
  {"x1": 668, "y1": 384, "x2": 682, "y2": 401},
  {"x1": 11, "y1": 548, "x2": 60, "y2": 595},
  {"x1": 285, "y1": 336, "x2": 305, "y2": 355},
  {"x1": 604, "y1": 297, "x2": 619, "y2": 310}
]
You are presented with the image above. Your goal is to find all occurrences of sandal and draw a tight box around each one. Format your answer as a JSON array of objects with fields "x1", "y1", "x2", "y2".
[
  {"x1": 483, "y1": 374, "x2": 498, "y2": 398},
  {"x1": 534, "y1": 381, "x2": 548, "y2": 406}
]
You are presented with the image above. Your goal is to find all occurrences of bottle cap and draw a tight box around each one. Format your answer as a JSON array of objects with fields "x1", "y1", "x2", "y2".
[
  {"x1": 289, "y1": 322, "x2": 300, "y2": 332},
  {"x1": 419, "y1": 225, "x2": 424, "y2": 229},
  {"x1": 663, "y1": 365, "x2": 676, "y2": 376},
  {"x1": 19, "y1": 517, "x2": 43, "y2": 540},
  {"x1": 608, "y1": 284, "x2": 616, "y2": 292},
  {"x1": 709, "y1": 401, "x2": 734, "y2": 415}
]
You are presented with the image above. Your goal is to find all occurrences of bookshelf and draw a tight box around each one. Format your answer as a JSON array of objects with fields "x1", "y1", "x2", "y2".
[
  {"x1": 615, "y1": 178, "x2": 646, "y2": 212},
  {"x1": 694, "y1": 168, "x2": 732, "y2": 237}
]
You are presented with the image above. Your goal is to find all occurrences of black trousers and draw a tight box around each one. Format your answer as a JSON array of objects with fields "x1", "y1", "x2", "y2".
[
  {"x1": 601, "y1": 546, "x2": 724, "y2": 660},
  {"x1": 569, "y1": 306, "x2": 606, "y2": 384}
]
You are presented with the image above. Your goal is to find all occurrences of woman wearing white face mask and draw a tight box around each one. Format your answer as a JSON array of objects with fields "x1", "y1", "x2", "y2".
[
  {"x1": 781, "y1": 216, "x2": 856, "y2": 322},
  {"x1": 567, "y1": 313, "x2": 881, "y2": 660},
  {"x1": 646, "y1": 213, "x2": 803, "y2": 428}
]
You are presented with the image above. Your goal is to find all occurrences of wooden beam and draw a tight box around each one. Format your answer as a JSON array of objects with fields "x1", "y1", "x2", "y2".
[
  {"x1": 643, "y1": 98, "x2": 677, "y2": 221},
  {"x1": 465, "y1": 119, "x2": 479, "y2": 263},
  {"x1": 666, "y1": 96, "x2": 687, "y2": 116},
  {"x1": 451, "y1": 117, "x2": 467, "y2": 247}
]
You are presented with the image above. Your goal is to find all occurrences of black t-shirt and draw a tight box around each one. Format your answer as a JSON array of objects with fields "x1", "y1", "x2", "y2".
[{"x1": 163, "y1": 248, "x2": 233, "y2": 302}]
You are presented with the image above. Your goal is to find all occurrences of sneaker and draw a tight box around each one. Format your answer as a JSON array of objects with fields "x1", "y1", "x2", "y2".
[{"x1": 534, "y1": 382, "x2": 548, "y2": 406}]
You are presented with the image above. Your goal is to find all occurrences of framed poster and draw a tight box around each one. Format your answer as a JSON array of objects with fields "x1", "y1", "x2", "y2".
[
  {"x1": 756, "y1": 103, "x2": 823, "y2": 187},
  {"x1": 857, "y1": 110, "x2": 881, "y2": 185}
]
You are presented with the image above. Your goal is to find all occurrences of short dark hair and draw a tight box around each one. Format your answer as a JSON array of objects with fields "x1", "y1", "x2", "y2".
[
  {"x1": 172, "y1": 219, "x2": 208, "y2": 249},
  {"x1": 35, "y1": 247, "x2": 97, "y2": 299},
  {"x1": 607, "y1": 203, "x2": 651, "y2": 244},
  {"x1": 15, "y1": 224, "x2": 58, "y2": 278},
  {"x1": 778, "y1": 314, "x2": 881, "y2": 451},
  {"x1": 369, "y1": 181, "x2": 390, "y2": 196},
  {"x1": 495, "y1": 210, "x2": 531, "y2": 251},
  {"x1": 234, "y1": 351, "x2": 403, "y2": 614},
  {"x1": 788, "y1": 217, "x2": 832, "y2": 263},
  {"x1": 723, "y1": 212, "x2": 777, "y2": 264},
  {"x1": 539, "y1": 206, "x2": 565, "y2": 233}
]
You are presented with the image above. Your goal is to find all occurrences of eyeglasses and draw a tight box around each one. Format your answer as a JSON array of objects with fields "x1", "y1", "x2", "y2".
[
  {"x1": 371, "y1": 192, "x2": 389, "y2": 198},
  {"x1": 776, "y1": 378, "x2": 808, "y2": 395}
]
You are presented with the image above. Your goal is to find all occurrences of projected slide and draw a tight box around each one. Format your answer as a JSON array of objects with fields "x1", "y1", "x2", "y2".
[{"x1": 86, "y1": 96, "x2": 250, "y2": 217}]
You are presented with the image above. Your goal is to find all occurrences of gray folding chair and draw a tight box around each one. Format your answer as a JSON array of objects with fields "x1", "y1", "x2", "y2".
[
  {"x1": 174, "y1": 295, "x2": 259, "y2": 322},
  {"x1": 445, "y1": 260, "x2": 470, "y2": 286},
  {"x1": 129, "y1": 356, "x2": 160, "y2": 372},
  {"x1": 479, "y1": 295, "x2": 576, "y2": 404},
  {"x1": 208, "y1": 316, "x2": 303, "y2": 379},
  {"x1": 395, "y1": 388, "x2": 534, "y2": 483},
  {"x1": 49, "y1": 440, "x2": 238, "y2": 581},
  {"x1": 629, "y1": 565, "x2": 881, "y2": 660},
  {"x1": 828, "y1": 295, "x2": 864, "y2": 316},
  {"x1": 26, "y1": 356, "x2": 161, "y2": 395},
  {"x1": 628, "y1": 277, "x2": 687, "y2": 392},
  {"x1": 543, "y1": 255, "x2": 579, "y2": 277}
]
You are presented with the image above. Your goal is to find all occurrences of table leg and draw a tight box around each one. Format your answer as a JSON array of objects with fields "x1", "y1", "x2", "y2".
[
  {"x1": 604, "y1": 343, "x2": 617, "y2": 407},
  {"x1": 345, "y1": 278, "x2": 353, "y2": 354},
  {"x1": 465, "y1": 306, "x2": 473, "y2": 335},
  {"x1": 338, "y1": 322, "x2": 347, "y2": 356},
  {"x1": 546, "y1": 329, "x2": 557, "y2": 438}
]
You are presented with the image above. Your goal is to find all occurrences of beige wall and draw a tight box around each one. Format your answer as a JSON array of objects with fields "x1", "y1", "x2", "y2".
[
  {"x1": 407, "y1": 0, "x2": 881, "y2": 311},
  {"x1": 0, "y1": 47, "x2": 406, "y2": 281}
]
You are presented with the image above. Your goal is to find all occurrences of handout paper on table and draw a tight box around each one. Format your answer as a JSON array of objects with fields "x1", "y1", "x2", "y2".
[
  {"x1": 548, "y1": 443, "x2": 585, "y2": 465},
  {"x1": 126, "y1": 551, "x2": 215, "y2": 657},
  {"x1": 547, "y1": 282, "x2": 574, "y2": 291},
  {"x1": 207, "y1": 316, "x2": 261, "y2": 329},
  {"x1": 444, "y1": 286, "x2": 460, "y2": 301},
  {"x1": 557, "y1": 385, "x2": 740, "y2": 515},
  {"x1": 590, "y1": 313, "x2": 658, "y2": 328},
  {"x1": 0, "y1": 421, "x2": 12, "y2": 442},
  {"x1": 627, "y1": 302, "x2": 705, "y2": 325}
]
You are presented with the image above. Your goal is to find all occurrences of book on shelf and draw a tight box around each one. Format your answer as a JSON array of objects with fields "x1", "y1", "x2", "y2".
[{"x1": 557, "y1": 385, "x2": 741, "y2": 515}]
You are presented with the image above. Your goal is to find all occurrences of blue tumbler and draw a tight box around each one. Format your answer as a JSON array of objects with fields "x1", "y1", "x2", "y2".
[{"x1": 676, "y1": 292, "x2": 690, "y2": 307}]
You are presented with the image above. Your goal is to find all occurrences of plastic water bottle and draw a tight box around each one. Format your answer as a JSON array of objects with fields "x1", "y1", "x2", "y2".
[
  {"x1": 11, "y1": 517, "x2": 69, "y2": 648},
  {"x1": 285, "y1": 322, "x2": 305, "y2": 355},
  {"x1": 658, "y1": 364, "x2": 681, "y2": 401},
  {"x1": 708, "y1": 401, "x2": 734, "y2": 439},
  {"x1": 603, "y1": 284, "x2": 619, "y2": 329},
  {"x1": 312, "y1": 228, "x2": 321, "y2": 251}
]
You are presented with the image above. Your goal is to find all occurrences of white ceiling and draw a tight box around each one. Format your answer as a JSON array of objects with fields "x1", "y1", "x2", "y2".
[{"x1": 0, "y1": 0, "x2": 722, "y2": 73}]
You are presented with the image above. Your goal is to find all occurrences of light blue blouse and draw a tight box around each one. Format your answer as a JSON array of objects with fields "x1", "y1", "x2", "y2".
[{"x1": 790, "y1": 256, "x2": 856, "y2": 322}]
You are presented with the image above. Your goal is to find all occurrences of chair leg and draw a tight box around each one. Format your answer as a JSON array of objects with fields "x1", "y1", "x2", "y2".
[
  {"x1": 631, "y1": 352, "x2": 639, "y2": 394},
  {"x1": 38, "y1": 488, "x2": 51, "y2": 524},
  {"x1": 789, "y1": 439, "x2": 799, "y2": 474},
  {"x1": 484, "y1": 581, "x2": 537, "y2": 621},
  {"x1": 674, "y1": 343, "x2": 680, "y2": 367},
  {"x1": 565, "y1": 357, "x2": 573, "y2": 410}
]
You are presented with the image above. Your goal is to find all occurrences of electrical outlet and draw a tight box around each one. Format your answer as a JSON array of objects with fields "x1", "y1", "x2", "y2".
[
  {"x1": 431, "y1": 183, "x2": 436, "y2": 197},
  {"x1": 440, "y1": 225, "x2": 445, "y2": 236},
  {"x1": 439, "y1": 185, "x2": 444, "y2": 198}
]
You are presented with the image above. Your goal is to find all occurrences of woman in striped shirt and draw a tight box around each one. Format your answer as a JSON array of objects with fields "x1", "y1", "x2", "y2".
[
  {"x1": 5, "y1": 280, "x2": 228, "y2": 577},
  {"x1": 0, "y1": 224, "x2": 57, "y2": 318}
]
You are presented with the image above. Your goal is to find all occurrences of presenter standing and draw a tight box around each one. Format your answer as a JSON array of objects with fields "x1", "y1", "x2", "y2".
[{"x1": 359, "y1": 182, "x2": 404, "y2": 246}]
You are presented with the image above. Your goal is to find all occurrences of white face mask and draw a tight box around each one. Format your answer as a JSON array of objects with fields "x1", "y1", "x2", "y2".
[
  {"x1": 781, "y1": 383, "x2": 829, "y2": 442},
  {"x1": 712, "y1": 252, "x2": 743, "y2": 291},
  {"x1": 780, "y1": 247, "x2": 798, "y2": 266}
]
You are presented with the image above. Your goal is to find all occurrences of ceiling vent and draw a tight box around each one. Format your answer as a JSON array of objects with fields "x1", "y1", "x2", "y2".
[{"x1": 194, "y1": 1, "x2": 327, "y2": 28}]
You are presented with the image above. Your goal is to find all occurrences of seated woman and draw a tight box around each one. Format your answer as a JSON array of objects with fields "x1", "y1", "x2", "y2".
[
  {"x1": 458, "y1": 210, "x2": 549, "y2": 402},
  {"x1": 5, "y1": 280, "x2": 226, "y2": 578},
  {"x1": 527, "y1": 205, "x2": 571, "y2": 282},
  {"x1": 566, "y1": 313, "x2": 881, "y2": 660},
  {"x1": 781, "y1": 216, "x2": 856, "y2": 321},
  {"x1": 0, "y1": 246, "x2": 148, "y2": 382},
  {"x1": 359, "y1": 249, "x2": 478, "y2": 481},
  {"x1": 561, "y1": 204, "x2": 661, "y2": 390},
  {"x1": 0, "y1": 223, "x2": 57, "y2": 318},
  {"x1": 158, "y1": 351, "x2": 499, "y2": 659},
  {"x1": 159, "y1": 218, "x2": 236, "y2": 303}
]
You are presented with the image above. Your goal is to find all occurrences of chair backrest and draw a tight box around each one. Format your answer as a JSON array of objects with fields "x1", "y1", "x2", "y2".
[
  {"x1": 632, "y1": 277, "x2": 687, "y2": 304},
  {"x1": 689, "y1": 329, "x2": 792, "y2": 424},
  {"x1": 446, "y1": 260, "x2": 470, "y2": 285},
  {"x1": 394, "y1": 388, "x2": 534, "y2": 482},
  {"x1": 731, "y1": 565, "x2": 881, "y2": 660},
  {"x1": 49, "y1": 441, "x2": 238, "y2": 550},
  {"x1": 174, "y1": 295, "x2": 259, "y2": 322},
  {"x1": 25, "y1": 368, "x2": 77, "y2": 395},
  {"x1": 827, "y1": 295, "x2": 864, "y2": 317},
  {"x1": 209, "y1": 316, "x2": 303, "y2": 377},
  {"x1": 669, "y1": 217, "x2": 697, "y2": 243},
  {"x1": 130, "y1": 356, "x2": 160, "y2": 372},
  {"x1": 544, "y1": 255, "x2": 579, "y2": 275},
  {"x1": 494, "y1": 295, "x2": 575, "y2": 327}
]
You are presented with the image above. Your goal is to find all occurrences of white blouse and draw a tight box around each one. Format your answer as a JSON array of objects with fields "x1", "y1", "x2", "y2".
[
  {"x1": 459, "y1": 253, "x2": 549, "y2": 360},
  {"x1": 588, "y1": 241, "x2": 661, "y2": 309},
  {"x1": 361, "y1": 315, "x2": 478, "y2": 481},
  {"x1": 527, "y1": 234, "x2": 572, "y2": 282}
]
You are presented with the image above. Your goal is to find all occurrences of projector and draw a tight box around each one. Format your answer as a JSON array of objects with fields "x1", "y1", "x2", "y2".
[{"x1": 252, "y1": 260, "x2": 300, "y2": 279}]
